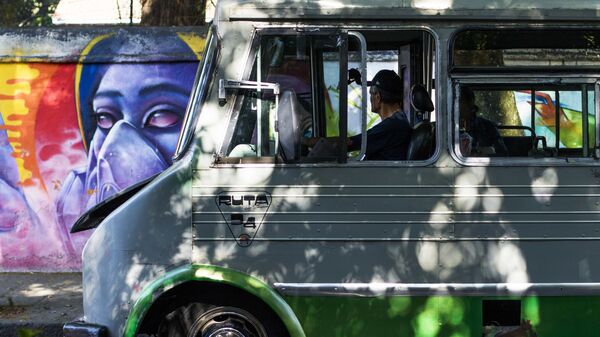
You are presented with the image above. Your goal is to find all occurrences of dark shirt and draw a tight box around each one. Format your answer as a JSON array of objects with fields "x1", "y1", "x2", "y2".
[
  {"x1": 467, "y1": 116, "x2": 508, "y2": 156},
  {"x1": 349, "y1": 111, "x2": 412, "y2": 160}
]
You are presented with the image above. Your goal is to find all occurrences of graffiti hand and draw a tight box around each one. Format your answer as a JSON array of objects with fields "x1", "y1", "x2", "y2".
[
  {"x1": 0, "y1": 113, "x2": 21, "y2": 188},
  {"x1": 0, "y1": 113, "x2": 34, "y2": 231}
]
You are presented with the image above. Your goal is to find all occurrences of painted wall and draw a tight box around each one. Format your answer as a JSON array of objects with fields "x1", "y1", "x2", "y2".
[{"x1": 0, "y1": 27, "x2": 204, "y2": 271}]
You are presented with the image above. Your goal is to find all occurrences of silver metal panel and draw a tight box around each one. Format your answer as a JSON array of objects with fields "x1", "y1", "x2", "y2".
[
  {"x1": 191, "y1": 15, "x2": 600, "y2": 289},
  {"x1": 82, "y1": 159, "x2": 194, "y2": 336},
  {"x1": 274, "y1": 282, "x2": 600, "y2": 297},
  {"x1": 192, "y1": 240, "x2": 437, "y2": 284},
  {"x1": 438, "y1": 240, "x2": 600, "y2": 284},
  {"x1": 453, "y1": 166, "x2": 600, "y2": 239},
  {"x1": 218, "y1": 0, "x2": 600, "y2": 22},
  {"x1": 193, "y1": 166, "x2": 455, "y2": 241},
  {"x1": 192, "y1": 161, "x2": 600, "y2": 287}
]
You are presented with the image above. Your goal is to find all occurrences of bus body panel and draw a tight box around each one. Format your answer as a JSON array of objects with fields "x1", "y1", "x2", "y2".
[
  {"x1": 81, "y1": 156, "x2": 193, "y2": 336},
  {"x1": 75, "y1": 1, "x2": 600, "y2": 336}
]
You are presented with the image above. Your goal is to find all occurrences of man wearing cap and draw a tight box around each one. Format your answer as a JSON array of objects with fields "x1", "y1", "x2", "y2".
[{"x1": 347, "y1": 69, "x2": 412, "y2": 160}]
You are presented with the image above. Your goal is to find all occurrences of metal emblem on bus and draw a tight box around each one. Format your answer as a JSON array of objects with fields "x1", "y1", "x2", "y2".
[{"x1": 215, "y1": 191, "x2": 272, "y2": 246}]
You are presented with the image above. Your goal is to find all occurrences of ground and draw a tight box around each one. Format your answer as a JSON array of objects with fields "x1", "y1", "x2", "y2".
[{"x1": 0, "y1": 273, "x2": 82, "y2": 337}]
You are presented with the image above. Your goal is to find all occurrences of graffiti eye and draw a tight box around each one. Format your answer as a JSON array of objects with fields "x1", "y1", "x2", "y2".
[
  {"x1": 145, "y1": 110, "x2": 180, "y2": 128},
  {"x1": 95, "y1": 113, "x2": 116, "y2": 130}
]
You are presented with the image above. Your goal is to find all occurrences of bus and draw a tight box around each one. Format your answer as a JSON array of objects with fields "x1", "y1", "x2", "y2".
[{"x1": 64, "y1": 1, "x2": 600, "y2": 337}]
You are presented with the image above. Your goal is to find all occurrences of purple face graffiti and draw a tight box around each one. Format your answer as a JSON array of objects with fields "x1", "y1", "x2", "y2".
[
  {"x1": 87, "y1": 63, "x2": 196, "y2": 203},
  {"x1": 57, "y1": 62, "x2": 197, "y2": 234},
  {"x1": 55, "y1": 32, "x2": 201, "y2": 253}
]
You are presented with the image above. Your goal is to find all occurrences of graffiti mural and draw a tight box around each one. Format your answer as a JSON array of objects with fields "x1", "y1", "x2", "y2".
[{"x1": 0, "y1": 28, "x2": 203, "y2": 270}]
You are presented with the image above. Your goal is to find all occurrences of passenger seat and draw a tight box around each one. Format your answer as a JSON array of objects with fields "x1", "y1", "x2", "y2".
[{"x1": 407, "y1": 84, "x2": 435, "y2": 160}]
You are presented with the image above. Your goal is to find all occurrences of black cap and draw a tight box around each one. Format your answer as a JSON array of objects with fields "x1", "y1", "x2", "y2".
[{"x1": 367, "y1": 69, "x2": 402, "y2": 100}]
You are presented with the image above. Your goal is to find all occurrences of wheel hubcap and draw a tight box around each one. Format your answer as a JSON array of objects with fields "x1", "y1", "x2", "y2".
[
  {"x1": 207, "y1": 327, "x2": 246, "y2": 337},
  {"x1": 189, "y1": 307, "x2": 266, "y2": 337}
]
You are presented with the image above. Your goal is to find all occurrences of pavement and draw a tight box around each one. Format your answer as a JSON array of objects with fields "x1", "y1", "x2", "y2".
[{"x1": 0, "y1": 273, "x2": 82, "y2": 337}]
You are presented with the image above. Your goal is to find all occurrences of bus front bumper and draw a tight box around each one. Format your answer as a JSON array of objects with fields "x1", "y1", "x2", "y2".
[{"x1": 63, "y1": 321, "x2": 108, "y2": 337}]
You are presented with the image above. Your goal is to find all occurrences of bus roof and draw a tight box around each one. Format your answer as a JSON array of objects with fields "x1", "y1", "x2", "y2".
[{"x1": 217, "y1": 0, "x2": 600, "y2": 22}]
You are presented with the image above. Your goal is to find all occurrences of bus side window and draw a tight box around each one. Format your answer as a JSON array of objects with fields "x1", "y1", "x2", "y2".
[
  {"x1": 221, "y1": 33, "x2": 343, "y2": 164},
  {"x1": 456, "y1": 85, "x2": 596, "y2": 159},
  {"x1": 453, "y1": 29, "x2": 600, "y2": 160},
  {"x1": 221, "y1": 30, "x2": 439, "y2": 164},
  {"x1": 339, "y1": 30, "x2": 437, "y2": 162}
]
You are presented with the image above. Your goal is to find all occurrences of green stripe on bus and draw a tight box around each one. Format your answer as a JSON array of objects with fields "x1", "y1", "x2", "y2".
[
  {"x1": 123, "y1": 264, "x2": 306, "y2": 337},
  {"x1": 283, "y1": 295, "x2": 600, "y2": 337}
]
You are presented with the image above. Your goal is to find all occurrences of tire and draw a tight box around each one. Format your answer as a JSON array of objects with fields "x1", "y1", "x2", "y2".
[{"x1": 156, "y1": 301, "x2": 288, "y2": 337}]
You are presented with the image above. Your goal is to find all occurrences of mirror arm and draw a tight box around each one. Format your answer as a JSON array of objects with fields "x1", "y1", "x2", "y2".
[{"x1": 218, "y1": 79, "x2": 280, "y2": 106}]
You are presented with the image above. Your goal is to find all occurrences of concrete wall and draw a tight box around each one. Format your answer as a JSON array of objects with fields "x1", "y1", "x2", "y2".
[{"x1": 0, "y1": 27, "x2": 205, "y2": 271}]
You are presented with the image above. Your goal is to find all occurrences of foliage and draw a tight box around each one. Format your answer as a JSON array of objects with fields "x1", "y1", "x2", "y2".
[
  {"x1": 141, "y1": 0, "x2": 207, "y2": 26},
  {"x1": 17, "y1": 328, "x2": 42, "y2": 337},
  {"x1": 0, "y1": 0, "x2": 60, "y2": 26}
]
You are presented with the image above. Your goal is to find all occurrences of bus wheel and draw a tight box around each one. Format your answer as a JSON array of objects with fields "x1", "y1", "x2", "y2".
[{"x1": 157, "y1": 303, "x2": 273, "y2": 337}]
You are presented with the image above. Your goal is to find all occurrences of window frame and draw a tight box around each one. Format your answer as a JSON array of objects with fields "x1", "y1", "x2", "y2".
[
  {"x1": 450, "y1": 26, "x2": 600, "y2": 74},
  {"x1": 218, "y1": 27, "x2": 349, "y2": 164},
  {"x1": 215, "y1": 25, "x2": 441, "y2": 168},
  {"x1": 449, "y1": 76, "x2": 600, "y2": 167},
  {"x1": 173, "y1": 26, "x2": 221, "y2": 161}
]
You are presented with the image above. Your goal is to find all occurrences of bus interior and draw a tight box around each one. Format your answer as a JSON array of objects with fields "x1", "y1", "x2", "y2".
[{"x1": 220, "y1": 29, "x2": 437, "y2": 164}]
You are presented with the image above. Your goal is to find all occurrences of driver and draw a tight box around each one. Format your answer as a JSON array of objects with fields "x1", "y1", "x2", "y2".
[
  {"x1": 305, "y1": 69, "x2": 411, "y2": 160},
  {"x1": 348, "y1": 69, "x2": 411, "y2": 160}
]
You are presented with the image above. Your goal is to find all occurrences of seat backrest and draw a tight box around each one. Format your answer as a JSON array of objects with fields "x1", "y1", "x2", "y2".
[
  {"x1": 407, "y1": 84, "x2": 435, "y2": 160},
  {"x1": 410, "y1": 84, "x2": 434, "y2": 120},
  {"x1": 407, "y1": 121, "x2": 435, "y2": 160},
  {"x1": 277, "y1": 90, "x2": 305, "y2": 162},
  {"x1": 501, "y1": 136, "x2": 534, "y2": 156}
]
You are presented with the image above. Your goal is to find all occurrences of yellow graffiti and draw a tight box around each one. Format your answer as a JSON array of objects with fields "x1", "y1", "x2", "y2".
[
  {"x1": 9, "y1": 141, "x2": 22, "y2": 151},
  {"x1": 0, "y1": 63, "x2": 40, "y2": 185},
  {"x1": 0, "y1": 99, "x2": 29, "y2": 126},
  {"x1": 177, "y1": 32, "x2": 206, "y2": 60},
  {"x1": 14, "y1": 158, "x2": 32, "y2": 182},
  {"x1": 0, "y1": 64, "x2": 39, "y2": 96},
  {"x1": 7, "y1": 130, "x2": 19, "y2": 139}
]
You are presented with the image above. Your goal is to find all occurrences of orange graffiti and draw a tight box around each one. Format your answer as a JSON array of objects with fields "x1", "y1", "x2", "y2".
[{"x1": 0, "y1": 63, "x2": 60, "y2": 189}]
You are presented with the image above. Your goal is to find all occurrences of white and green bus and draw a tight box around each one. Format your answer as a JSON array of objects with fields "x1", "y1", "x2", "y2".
[{"x1": 64, "y1": 1, "x2": 600, "y2": 337}]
